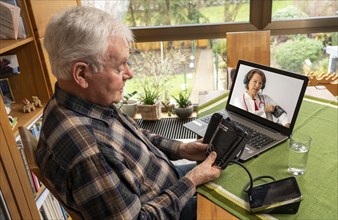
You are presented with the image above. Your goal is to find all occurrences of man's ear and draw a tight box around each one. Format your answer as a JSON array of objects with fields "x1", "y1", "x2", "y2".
[{"x1": 72, "y1": 62, "x2": 90, "y2": 88}]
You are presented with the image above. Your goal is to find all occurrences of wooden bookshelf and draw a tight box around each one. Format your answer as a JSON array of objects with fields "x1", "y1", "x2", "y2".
[
  {"x1": 9, "y1": 102, "x2": 44, "y2": 137},
  {"x1": 0, "y1": 1, "x2": 78, "y2": 219},
  {"x1": 0, "y1": 37, "x2": 34, "y2": 54}
]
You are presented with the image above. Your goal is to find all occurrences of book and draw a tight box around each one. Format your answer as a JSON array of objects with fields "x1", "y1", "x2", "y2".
[
  {"x1": 40, "y1": 200, "x2": 53, "y2": 220},
  {"x1": 0, "y1": 1, "x2": 21, "y2": 39},
  {"x1": 35, "y1": 187, "x2": 49, "y2": 210},
  {"x1": 44, "y1": 193, "x2": 63, "y2": 220},
  {"x1": 59, "y1": 205, "x2": 68, "y2": 220},
  {"x1": 29, "y1": 122, "x2": 42, "y2": 139},
  {"x1": 1, "y1": 0, "x2": 27, "y2": 39},
  {"x1": 39, "y1": 206, "x2": 48, "y2": 220},
  {"x1": 31, "y1": 171, "x2": 41, "y2": 193},
  {"x1": 50, "y1": 194, "x2": 66, "y2": 220},
  {"x1": 0, "y1": 190, "x2": 11, "y2": 220},
  {"x1": 34, "y1": 119, "x2": 42, "y2": 138},
  {"x1": 17, "y1": 16, "x2": 26, "y2": 38},
  {"x1": 0, "y1": 54, "x2": 20, "y2": 76},
  {"x1": 0, "y1": 0, "x2": 18, "y2": 6},
  {"x1": 17, "y1": 143, "x2": 37, "y2": 195},
  {"x1": 0, "y1": 78, "x2": 15, "y2": 103}
]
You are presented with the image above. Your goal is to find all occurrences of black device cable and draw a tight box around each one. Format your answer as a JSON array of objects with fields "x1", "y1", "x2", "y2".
[
  {"x1": 243, "y1": 175, "x2": 276, "y2": 193},
  {"x1": 229, "y1": 161, "x2": 253, "y2": 191},
  {"x1": 229, "y1": 160, "x2": 276, "y2": 194}
]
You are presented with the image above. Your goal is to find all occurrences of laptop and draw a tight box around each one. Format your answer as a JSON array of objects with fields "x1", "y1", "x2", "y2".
[{"x1": 184, "y1": 60, "x2": 308, "y2": 161}]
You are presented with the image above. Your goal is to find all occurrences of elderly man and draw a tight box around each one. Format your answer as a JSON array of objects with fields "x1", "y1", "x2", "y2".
[{"x1": 37, "y1": 6, "x2": 221, "y2": 219}]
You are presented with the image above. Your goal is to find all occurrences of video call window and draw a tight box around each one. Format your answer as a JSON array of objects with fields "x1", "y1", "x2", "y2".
[{"x1": 229, "y1": 63, "x2": 305, "y2": 127}]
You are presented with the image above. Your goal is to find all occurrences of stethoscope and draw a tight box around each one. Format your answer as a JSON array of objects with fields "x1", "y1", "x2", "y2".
[{"x1": 243, "y1": 93, "x2": 265, "y2": 112}]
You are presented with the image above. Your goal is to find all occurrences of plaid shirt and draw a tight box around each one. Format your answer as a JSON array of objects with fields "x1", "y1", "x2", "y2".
[{"x1": 36, "y1": 85, "x2": 195, "y2": 219}]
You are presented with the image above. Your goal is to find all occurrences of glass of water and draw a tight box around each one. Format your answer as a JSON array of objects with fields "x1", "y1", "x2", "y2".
[{"x1": 288, "y1": 132, "x2": 312, "y2": 175}]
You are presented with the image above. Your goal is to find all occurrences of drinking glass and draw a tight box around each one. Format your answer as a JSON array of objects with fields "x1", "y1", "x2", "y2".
[{"x1": 288, "y1": 132, "x2": 312, "y2": 175}]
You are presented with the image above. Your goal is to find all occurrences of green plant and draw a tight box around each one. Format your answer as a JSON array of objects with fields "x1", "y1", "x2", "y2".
[
  {"x1": 139, "y1": 85, "x2": 161, "y2": 105},
  {"x1": 161, "y1": 101, "x2": 174, "y2": 116},
  {"x1": 212, "y1": 39, "x2": 227, "y2": 61},
  {"x1": 275, "y1": 38, "x2": 323, "y2": 73},
  {"x1": 125, "y1": 73, "x2": 194, "y2": 99},
  {"x1": 131, "y1": 50, "x2": 186, "y2": 105},
  {"x1": 118, "y1": 91, "x2": 137, "y2": 109},
  {"x1": 272, "y1": 6, "x2": 307, "y2": 19},
  {"x1": 161, "y1": 89, "x2": 174, "y2": 116},
  {"x1": 172, "y1": 91, "x2": 192, "y2": 108},
  {"x1": 119, "y1": 91, "x2": 137, "y2": 106}
]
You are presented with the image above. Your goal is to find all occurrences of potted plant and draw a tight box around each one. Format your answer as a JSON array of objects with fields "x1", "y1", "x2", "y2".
[
  {"x1": 161, "y1": 90, "x2": 175, "y2": 117},
  {"x1": 130, "y1": 50, "x2": 187, "y2": 120},
  {"x1": 172, "y1": 91, "x2": 193, "y2": 119},
  {"x1": 119, "y1": 91, "x2": 138, "y2": 118},
  {"x1": 138, "y1": 85, "x2": 162, "y2": 120}
]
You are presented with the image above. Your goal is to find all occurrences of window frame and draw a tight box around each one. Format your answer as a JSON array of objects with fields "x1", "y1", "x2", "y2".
[{"x1": 131, "y1": 0, "x2": 338, "y2": 42}]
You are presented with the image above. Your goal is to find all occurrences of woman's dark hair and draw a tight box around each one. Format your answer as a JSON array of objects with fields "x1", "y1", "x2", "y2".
[{"x1": 243, "y1": 69, "x2": 266, "y2": 90}]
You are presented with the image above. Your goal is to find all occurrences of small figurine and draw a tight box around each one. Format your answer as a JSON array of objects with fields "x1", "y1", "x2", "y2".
[
  {"x1": 23, "y1": 98, "x2": 35, "y2": 113},
  {"x1": 32, "y1": 96, "x2": 43, "y2": 108}
]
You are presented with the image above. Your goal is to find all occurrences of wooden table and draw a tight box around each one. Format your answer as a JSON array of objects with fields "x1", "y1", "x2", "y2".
[
  {"x1": 197, "y1": 98, "x2": 338, "y2": 219},
  {"x1": 197, "y1": 194, "x2": 238, "y2": 220}
]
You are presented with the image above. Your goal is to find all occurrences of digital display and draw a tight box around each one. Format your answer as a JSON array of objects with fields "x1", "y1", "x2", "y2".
[
  {"x1": 249, "y1": 177, "x2": 302, "y2": 209},
  {"x1": 227, "y1": 60, "x2": 308, "y2": 136}
]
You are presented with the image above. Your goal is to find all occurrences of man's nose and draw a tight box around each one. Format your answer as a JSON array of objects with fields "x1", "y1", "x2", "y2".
[{"x1": 124, "y1": 67, "x2": 133, "y2": 80}]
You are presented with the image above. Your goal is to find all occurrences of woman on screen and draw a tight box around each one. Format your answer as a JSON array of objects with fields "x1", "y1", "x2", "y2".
[{"x1": 233, "y1": 69, "x2": 290, "y2": 128}]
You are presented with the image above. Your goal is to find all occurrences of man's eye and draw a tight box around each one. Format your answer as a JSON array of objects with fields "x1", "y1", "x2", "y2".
[{"x1": 127, "y1": 60, "x2": 132, "y2": 67}]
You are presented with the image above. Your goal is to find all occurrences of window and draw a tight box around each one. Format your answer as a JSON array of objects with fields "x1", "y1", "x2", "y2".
[
  {"x1": 271, "y1": 32, "x2": 338, "y2": 75},
  {"x1": 80, "y1": 0, "x2": 338, "y2": 104},
  {"x1": 125, "y1": 0, "x2": 250, "y2": 27},
  {"x1": 127, "y1": 40, "x2": 212, "y2": 104},
  {"x1": 272, "y1": 0, "x2": 337, "y2": 20}
]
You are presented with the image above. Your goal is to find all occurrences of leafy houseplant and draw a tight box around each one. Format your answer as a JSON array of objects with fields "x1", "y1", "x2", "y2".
[
  {"x1": 138, "y1": 85, "x2": 162, "y2": 120},
  {"x1": 138, "y1": 86, "x2": 160, "y2": 105},
  {"x1": 172, "y1": 91, "x2": 193, "y2": 119},
  {"x1": 161, "y1": 90, "x2": 174, "y2": 117},
  {"x1": 130, "y1": 50, "x2": 187, "y2": 120},
  {"x1": 119, "y1": 91, "x2": 138, "y2": 118}
]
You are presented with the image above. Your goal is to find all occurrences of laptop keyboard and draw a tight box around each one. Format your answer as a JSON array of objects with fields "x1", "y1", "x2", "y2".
[
  {"x1": 200, "y1": 115, "x2": 213, "y2": 123},
  {"x1": 233, "y1": 121, "x2": 275, "y2": 149},
  {"x1": 200, "y1": 114, "x2": 276, "y2": 150}
]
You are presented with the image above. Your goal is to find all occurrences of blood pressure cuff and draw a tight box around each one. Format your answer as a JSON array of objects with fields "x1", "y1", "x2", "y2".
[
  {"x1": 204, "y1": 113, "x2": 247, "y2": 169},
  {"x1": 272, "y1": 105, "x2": 286, "y2": 118}
]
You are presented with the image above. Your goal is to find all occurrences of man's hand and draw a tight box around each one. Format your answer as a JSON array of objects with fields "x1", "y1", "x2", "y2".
[
  {"x1": 179, "y1": 139, "x2": 208, "y2": 161},
  {"x1": 185, "y1": 152, "x2": 221, "y2": 187}
]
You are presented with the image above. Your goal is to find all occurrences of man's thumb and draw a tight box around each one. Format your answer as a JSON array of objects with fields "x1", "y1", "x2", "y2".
[{"x1": 206, "y1": 151, "x2": 217, "y2": 164}]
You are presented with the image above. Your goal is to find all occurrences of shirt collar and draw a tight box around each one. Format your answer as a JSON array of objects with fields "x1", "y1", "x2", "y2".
[
  {"x1": 54, "y1": 83, "x2": 118, "y2": 125},
  {"x1": 245, "y1": 91, "x2": 261, "y2": 100}
]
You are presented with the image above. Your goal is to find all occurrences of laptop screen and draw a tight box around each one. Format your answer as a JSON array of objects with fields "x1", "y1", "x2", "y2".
[{"x1": 227, "y1": 60, "x2": 308, "y2": 136}]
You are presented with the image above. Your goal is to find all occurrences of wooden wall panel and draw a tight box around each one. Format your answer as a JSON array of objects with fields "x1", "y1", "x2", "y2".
[
  {"x1": 27, "y1": 0, "x2": 78, "y2": 38},
  {"x1": 38, "y1": 38, "x2": 57, "y2": 93},
  {"x1": 226, "y1": 31, "x2": 270, "y2": 68}
]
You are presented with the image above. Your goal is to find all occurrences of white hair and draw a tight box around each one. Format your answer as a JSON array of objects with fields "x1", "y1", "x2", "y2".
[{"x1": 44, "y1": 6, "x2": 134, "y2": 80}]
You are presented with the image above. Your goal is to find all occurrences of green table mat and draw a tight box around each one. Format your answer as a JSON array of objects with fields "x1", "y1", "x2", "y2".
[{"x1": 197, "y1": 97, "x2": 338, "y2": 219}]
